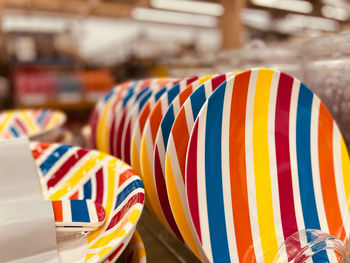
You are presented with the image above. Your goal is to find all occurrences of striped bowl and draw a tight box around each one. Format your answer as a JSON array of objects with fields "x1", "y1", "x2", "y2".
[{"x1": 31, "y1": 142, "x2": 145, "y2": 263}]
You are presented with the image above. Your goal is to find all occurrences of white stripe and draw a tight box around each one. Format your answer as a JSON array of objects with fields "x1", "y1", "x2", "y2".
[
  {"x1": 154, "y1": 131, "x2": 166, "y2": 176},
  {"x1": 268, "y1": 72, "x2": 286, "y2": 255},
  {"x1": 221, "y1": 78, "x2": 239, "y2": 262},
  {"x1": 204, "y1": 80, "x2": 213, "y2": 99},
  {"x1": 245, "y1": 69, "x2": 264, "y2": 262},
  {"x1": 63, "y1": 200, "x2": 72, "y2": 222},
  {"x1": 333, "y1": 123, "x2": 350, "y2": 238},
  {"x1": 172, "y1": 97, "x2": 181, "y2": 114},
  {"x1": 310, "y1": 97, "x2": 329, "y2": 233},
  {"x1": 289, "y1": 80, "x2": 306, "y2": 232},
  {"x1": 184, "y1": 102, "x2": 195, "y2": 134},
  {"x1": 195, "y1": 104, "x2": 213, "y2": 262},
  {"x1": 87, "y1": 200, "x2": 98, "y2": 223},
  {"x1": 91, "y1": 172, "x2": 97, "y2": 201}
]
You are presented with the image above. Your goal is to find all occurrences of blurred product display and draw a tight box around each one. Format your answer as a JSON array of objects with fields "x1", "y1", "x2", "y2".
[{"x1": 2, "y1": 0, "x2": 350, "y2": 262}]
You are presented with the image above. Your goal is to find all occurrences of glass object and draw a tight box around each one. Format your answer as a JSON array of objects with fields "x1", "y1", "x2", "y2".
[
  {"x1": 303, "y1": 33, "x2": 350, "y2": 148},
  {"x1": 273, "y1": 229, "x2": 350, "y2": 262}
]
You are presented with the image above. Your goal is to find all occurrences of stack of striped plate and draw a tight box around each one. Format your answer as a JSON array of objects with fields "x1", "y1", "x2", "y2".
[
  {"x1": 90, "y1": 68, "x2": 350, "y2": 262},
  {"x1": 31, "y1": 142, "x2": 145, "y2": 263},
  {"x1": 0, "y1": 109, "x2": 66, "y2": 141}
]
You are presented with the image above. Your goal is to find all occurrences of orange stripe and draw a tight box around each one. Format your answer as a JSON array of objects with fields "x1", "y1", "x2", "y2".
[
  {"x1": 139, "y1": 105, "x2": 150, "y2": 131},
  {"x1": 229, "y1": 70, "x2": 256, "y2": 262},
  {"x1": 52, "y1": 200, "x2": 63, "y2": 222},
  {"x1": 179, "y1": 85, "x2": 194, "y2": 105},
  {"x1": 172, "y1": 110, "x2": 189, "y2": 178},
  {"x1": 119, "y1": 169, "x2": 137, "y2": 187},
  {"x1": 150, "y1": 101, "x2": 163, "y2": 142},
  {"x1": 70, "y1": 190, "x2": 79, "y2": 200},
  {"x1": 318, "y1": 104, "x2": 347, "y2": 241}
]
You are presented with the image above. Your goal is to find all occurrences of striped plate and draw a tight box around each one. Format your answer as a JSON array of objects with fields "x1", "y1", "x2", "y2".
[
  {"x1": 130, "y1": 77, "x2": 197, "y2": 175},
  {"x1": 0, "y1": 109, "x2": 66, "y2": 140},
  {"x1": 139, "y1": 76, "x2": 205, "y2": 241},
  {"x1": 95, "y1": 79, "x2": 149, "y2": 154},
  {"x1": 52, "y1": 199, "x2": 106, "y2": 231},
  {"x1": 115, "y1": 231, "x2": 146, "y2": 263},
  {"x1": 163, "y1": 73, "x2": 233, "y2": 260},
  {"x1": 185, "y1": 68, "x2": 350, "y2": 262},
  {"x1": 90, "y1": 81, "x2": 133, "y2": 150},
  {"x1": 130, "y1": 83, "x2": 175, "y2": 175},
  {"x1": 119, "y1": 79, "x2": 178, "y2": 164},
  {"x1": 31, "y1": 142, "x2": 145, "y2": 263}
]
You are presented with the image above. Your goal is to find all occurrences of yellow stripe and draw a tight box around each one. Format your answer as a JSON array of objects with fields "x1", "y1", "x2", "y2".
[
  {"x1": 96, "y1": 101, "x2": 111, "y2": 153},
  {"x1": 131, "y1": 139, "x2": 141, "y2": 175},
  {"x1": 21, "y1": 110, "x2": 39, "y2": 133},
  {"x1": 253, "y1": 69, "x2": 278, "y2": 262},
  {"x1": 88, "y1": 158, "x2": 117, "y2": 243},
  {"x1": 49, "y1": 152, "x2": 107, "y2": 200},
  {"x1": 45, "y1": 112, "x2": 63, "y2": 129},
  {"x1": 165, "y1": 154, "x2": 200, "y2": 258},
  {"x1": 0, "y1": 111, "x2": 13, "y2": 133},
  {"x1": 341, "y1": 137, "x2": 350, "y2": 215},
  {"x1": 98, "y1": 246, "x2": 114, "y2": 259},
  {"x1": 90, "y1": 209, "x2": 140, "y2": 249},
  {"x1": 199, "y1": 75, "x2": 212, "y2": 85},
  {"x1": 140, "y1": 135, "x2": 169, "y2": 228},
  {"x1": 84, "y1": 253, "x2": 95, "y2": 262}
]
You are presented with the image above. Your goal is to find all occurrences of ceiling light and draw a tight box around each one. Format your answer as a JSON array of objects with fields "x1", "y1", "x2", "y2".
[
  {"x1": 150, "y1": 0, "x2": 224, "y2": 17},
  {"x1": 131, "y1": 7, "x2": 218, "y2": 28},
  {"x1": 322, "y1": 5, "x2": 349, "y2": 21},
  {"x1": 252, "y1": 0, "x2": 313, "y2": 14}
]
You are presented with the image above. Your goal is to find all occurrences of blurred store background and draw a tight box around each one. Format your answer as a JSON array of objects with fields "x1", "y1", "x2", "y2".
[{"x1": 1, "y1": 0, "x2": 350, "y2": 261}]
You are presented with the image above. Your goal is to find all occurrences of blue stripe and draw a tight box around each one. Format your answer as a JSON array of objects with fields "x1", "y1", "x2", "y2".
[
  {"x1": 83, "y1": 179, "x2": 92, "y2": 199},
  {"x1": 103, "y1": 89, "x2": 114, "y2": 102},
  {"x1": 70, "y1": 200, "x2": 90, "y2": 222},
  {"x1": 115, "y1": 179, "x2": 143, "y2": 208},
  {"x1": 40, "y1": 145, "x2": 72, "y2": 175},
  {"x1": 190, "y1": 83, "x2": 207, "y2": 119},
  {"x1": 10, "y1": 126, "x2": 19, "y2": 137},
  {"x1": 136, "y1": 87, "x2": 149, "y2": 101},
  {"x1": 205, "y1": 84, "x2": 230, "y2": 261},
  {"x1": 161, "y1": 105, "x2": 175, "y2": 149},
  {"x1": 296, "y1": 83, "x2": 328, "y2": 261},
  {"x1": 139, "y1": 91, "x2": 152, "y2": 111},
  {"x1": 122, "y1": 81, "x2": 139, "y2": 108},
  {"x1": 155, "y1": 88, "x2": 167, "y2": 101},
  {"x1": 167, "y1": 84, "x2": 180, "y2": 104},
  {"x1": 37, "y1": 110, "x2": 48, "y2": 124}
]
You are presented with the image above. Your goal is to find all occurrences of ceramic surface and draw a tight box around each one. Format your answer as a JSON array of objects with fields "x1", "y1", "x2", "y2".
[
  {"x1": 185, "y1": 68, "x2": 350, "y2": 262},
  {"x1": 32, "y1": 142, "x2": 145, "y2": 263}
]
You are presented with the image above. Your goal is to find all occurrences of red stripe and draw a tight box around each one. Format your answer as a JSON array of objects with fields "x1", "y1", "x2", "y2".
[
  {"x1": 106, "y1": 192, "x2": 145, "y2": 231},
  {"x1": 46, "y1": 149, "x2": 89, "y2": 189},
  {"x1": 31, "y1": 143, "x2": 51, "y2": 159},
  {"x1": 95, "y1": 168, "x2": 104, "y2": 205},
  {"x1": 275, "y1": 73, "x2": 299, "y2": 249},
  {"x1": 15, "y1": 118, "x2": 28, "y2": 134},
  {"x1": 229, "y1": 70, "x2": 256, "y2": 261},
  {"x1": 107, "y1": 243, "x2": 124, "y2": 261},
  {"x1": 186, "y1": 121, "x2": 201, "y2": 242},
  {"x1": 116, "y1": 111, "x2": 127, "y2": 158},
  {"x1": 124, "y1": 120, "x2": 132, "y2": 164},
  {"x1": 154, "y1": 145, "x2": 183, "y2": 241},
  {"x1": 186, "y1": 76, "x2": 198, "y2": 85},
  {"x1": 211, "y1": 74, "x2": 227, "y2": 90}
]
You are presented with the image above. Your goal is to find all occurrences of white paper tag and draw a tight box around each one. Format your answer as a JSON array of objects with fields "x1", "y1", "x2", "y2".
[{"x1": 0, "y1": 138, "x2": 61, "y2": 263}]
